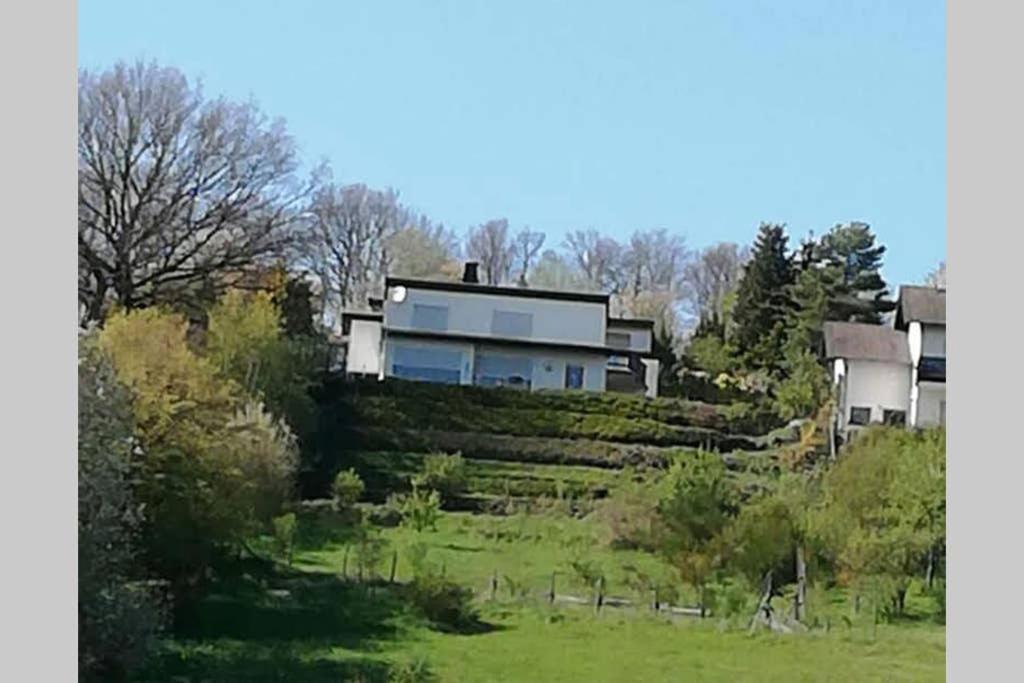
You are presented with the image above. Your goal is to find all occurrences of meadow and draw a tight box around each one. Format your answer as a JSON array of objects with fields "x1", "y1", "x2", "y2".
[{"x1": 137, "y1": 507, "x2": 946, "y2": 683}]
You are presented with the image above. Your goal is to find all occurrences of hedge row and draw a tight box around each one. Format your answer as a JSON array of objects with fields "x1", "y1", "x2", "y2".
[{"x1": 327, "y1": 377, "x2": 781, "y2": 436}]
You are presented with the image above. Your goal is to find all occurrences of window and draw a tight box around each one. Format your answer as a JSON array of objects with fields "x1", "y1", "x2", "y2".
[
  {"x1": 491, "y1": 310, "x2": 533, "y2": 337},
  {"x1": 411, "y1": 304, "x2": 448, "y2": 331},
  {"x1": 390, "y1": 345, "x2": 462, "y2": 384},
  {"x1": 849, "y1": 407, "x2": 871, "y2": 426},
  {"x1": 474, "y1": 353, "x2": 533, "y2": 389},
  {"x1": 882, "y1": 409, "x2": 907, "y2": 427},
  {"x1": 565, "y1": 364, "x2": 584, "y2": 389},
  {"x1": 606, "y1": 332, "x2": 631, "y2": 350}
]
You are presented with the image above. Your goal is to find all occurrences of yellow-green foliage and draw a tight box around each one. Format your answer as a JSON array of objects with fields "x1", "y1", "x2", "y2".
[{"x1": 99, "y1": 307, "x2": 296, "y2": 581}]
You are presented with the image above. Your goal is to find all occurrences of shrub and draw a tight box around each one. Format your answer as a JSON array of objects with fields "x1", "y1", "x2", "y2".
[
  {"x1": 595, "y1": 472, "x2": 666, "y2": 551},
  {"x1": 99, "y1": 309, "x2": 296, "y2": 588},
  {"x1": 352, "y1": 522, "x2": 389, "y2": 581},
  {"x1": 333, "y1": 468, "x2": 365, "y2": 509},
  {"x1": 78, "y1": 334, "x2": 166, "y2": 680},
  {"x1": 389, "y1": 657, "x2": 436, "y2": 683},
  {"x1": 388, "y1": 485, "x2": 443, "y2": 533},
  {"x1": 413, "y1": 452, "x2": 467, "y2": 501},
  {"x1": 405, "y1": 567, "x2": 479, "y2": 630},
  {"x1": 272, "y1": 513, "x2": 297, "y2": 565}
]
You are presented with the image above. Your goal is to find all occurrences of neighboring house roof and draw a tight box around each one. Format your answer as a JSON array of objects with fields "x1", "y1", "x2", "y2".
[
  {"x1": 895, "y1": 285, "x2": 946, "y2": 328},
  {"x1": 823, "y1": 321, "x2": 911, "y2": 364},
  {"x1": 607, "y1": 317, "x2": 655, "y2": 329},
  {"x1": 384, "y1": 277, "x2": 610, "y2": 306}
]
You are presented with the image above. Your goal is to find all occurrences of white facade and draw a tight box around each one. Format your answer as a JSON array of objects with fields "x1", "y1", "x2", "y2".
[
  {"x1": 346, "y1": 319, "x2": 382, "y2": 375},
  {"x1": 835, "y1": 359, "x2": 912, "y2": 433},
  {"x1": 606, "y1": 322, "x2": 653, "y2": 353},
  {"x1": 385, "y1": 287, "x2": 607, "y2": 348}
]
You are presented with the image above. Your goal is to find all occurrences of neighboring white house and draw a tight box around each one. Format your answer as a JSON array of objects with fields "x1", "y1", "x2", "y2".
[
  {"x1": 825, "y1": 285, "x2": 946, "y2": 441},
  {"x1": 342, "y1": 262, "x2": 659, "y2": 397},
  {"x1": 893, "y1": 285, "x2": 946, "y2": 429}
]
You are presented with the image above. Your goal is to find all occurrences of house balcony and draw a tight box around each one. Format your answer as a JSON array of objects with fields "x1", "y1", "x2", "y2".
[
  {"x1": 607, "y1": 352, "x2": 647, "y2": 394},
  {"x1": 918, "y1": 356, "x2": 945, "y2": 383}
]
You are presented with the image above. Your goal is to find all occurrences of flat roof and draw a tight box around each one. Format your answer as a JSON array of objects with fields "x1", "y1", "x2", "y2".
[{"x1": 384, "y1": 276, "x2": 610, "y2": 306}]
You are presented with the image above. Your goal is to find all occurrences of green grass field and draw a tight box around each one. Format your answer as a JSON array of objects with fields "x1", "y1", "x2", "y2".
[{"x1": 138, "y1": 509, "x2": 945, "y2": 682}]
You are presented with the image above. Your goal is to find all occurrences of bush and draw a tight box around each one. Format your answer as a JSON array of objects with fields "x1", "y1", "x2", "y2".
[
  {"x1": 99, "y1": 309, "x2": 297, "y2": 589},
  {"x1": 413, "y1": 452, "x2": 467, "y2": 501},
  {"x1": 388, "y1": 485, "x2": 443, "y2": 533},
  {"x1": 272, "y1": 513, "x2": 297, "y2": 565},
  {"x1": 406, "y1": 572, "x2": 479, "y2": 630},
  {"x1": 78, "y1": 334, "x2": 166, "y2": 680},
  {"x1": 333, "y1": 468, "x2": 365, "y2": 509},
  {"x1": 389, "y1": 657, "x2": 436, "y2": 683}
]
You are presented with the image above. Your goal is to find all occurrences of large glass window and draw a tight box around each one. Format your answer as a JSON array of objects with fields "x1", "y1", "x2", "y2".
[
  {"x1": 411, "y1": 304, "x2": 449, "y2": 331},
  {"x1": 390, "y1": 344, "x2": 462, "y2": 384},
  {"x1": 491, "y1": 310, "x2": 533, "y2": 337},
  {"x1": 474, "y1": 353, "x2": 533, "y2": 389}
]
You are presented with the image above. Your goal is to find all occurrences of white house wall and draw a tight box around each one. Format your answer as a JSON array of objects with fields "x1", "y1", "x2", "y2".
[
  {"x1": 917, "y1": 382, "x2": 946, "y2": 427},
  {"x1": 385, "y1": 287, "x2": 607, "y2": 347},
  {"x1": 346, "y1": 319, "x2": 382, "y2": 375},
  {"x1": 605, "y1": 324, "x2": 652, "y2": 353},
  {"x1": 841, "y1": 359, "x2": 912, "y2": 425}
]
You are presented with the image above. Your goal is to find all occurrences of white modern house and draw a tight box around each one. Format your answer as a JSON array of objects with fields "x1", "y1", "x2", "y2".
[
  {"x1": 341, "y1": 262, "x2": 660, "y2": 397},
  {"x1": 825, "y1": 285, "x2": 945, "y2": 440}
]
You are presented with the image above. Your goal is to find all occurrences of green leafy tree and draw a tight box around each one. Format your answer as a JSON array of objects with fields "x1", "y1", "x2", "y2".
[
  {"x1": 815, "y1": 222, "x2": 895, "y2": 324},
  {"x1": 275, "y1": 276, "x2": 318, "y2": 339},
  {"x1": 206, "y1": 289, "x2": 321, "y2": 467},
  {"x1": 808, "y1": 427, "x2": 945, "y2": 617},
  {"x1": 413, "y1": 453, "x2": 467, "y2": 503},
  {"x1": 732, "y1": 223, "x2": 795, "y2": 373},
  {"x1": 656, "y1": 451, "x2": 738, "y2": 615}
]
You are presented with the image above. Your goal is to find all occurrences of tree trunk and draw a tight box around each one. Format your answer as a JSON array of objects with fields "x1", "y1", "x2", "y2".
[{"x1": 794, "y1": 545, "x2": 807, "y2": 622}]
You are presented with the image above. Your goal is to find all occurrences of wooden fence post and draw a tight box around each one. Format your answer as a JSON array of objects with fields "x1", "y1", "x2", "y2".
[
  {"x1": 594, "y1": 576, "x2": 605, "y2": 613},
  {"x1": 549, "y1": 572, "x2": 556, "y2": 604},
  {"x1": 490, "y1": 570, "x2": 498, "y2": 601},
  {"x1": 342, "y1": 545, "x2": 350, "y2": 579},
  {"x1": 389, "y1": 550, "x2": 398, "y2": 584}
]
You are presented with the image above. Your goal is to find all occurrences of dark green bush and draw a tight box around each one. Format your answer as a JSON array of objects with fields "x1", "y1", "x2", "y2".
[{"x1": 404, "y1": 572, "x2": 479, "y2": 631}]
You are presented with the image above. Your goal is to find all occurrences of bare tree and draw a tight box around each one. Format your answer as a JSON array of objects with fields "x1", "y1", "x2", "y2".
[
  {"x1": 528, "y1": 250, "x2": 591, "y2": 291},
  {"x1": 511, "y1": 228, "x2": 546, "y2": 286},
  {"x1": 683, "y1": 242, "x2": 751, "y2": 319},
  {"x1": 563, "y1": 229, "x2": 624, "y2": 292},
  {"x1": 924, "y1": 260, "x2": 946, "y2": 289},
  {"x1": 298, "y1": 183, "x2": 412, "y2": 320},
  {"x1": 78, "y1": 60, "x2": 316, "y2": 322},
  {"x1": 387, "y1": 217, "x2": 461, "y2": 281},
  {"x1": 621, "y1": 229, "x2": 691, "y2": 299},
  {"x1": 466, "y1": 219, "x2": 514, "y2": 284}
]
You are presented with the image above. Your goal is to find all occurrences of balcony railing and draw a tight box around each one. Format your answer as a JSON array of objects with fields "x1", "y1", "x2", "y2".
[{"x1": 918, "y1": 356, "x2": 946, "y2": 382}]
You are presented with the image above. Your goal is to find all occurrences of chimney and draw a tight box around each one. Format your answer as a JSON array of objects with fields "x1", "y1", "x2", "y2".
[{"x1": 462, "y1": 261, "x2": 480, "y2": 284}]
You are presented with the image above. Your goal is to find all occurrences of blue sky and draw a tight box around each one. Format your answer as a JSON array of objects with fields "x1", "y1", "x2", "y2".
[{"x1": 79, "y1": 0, "x2": 945, "y2": 288}]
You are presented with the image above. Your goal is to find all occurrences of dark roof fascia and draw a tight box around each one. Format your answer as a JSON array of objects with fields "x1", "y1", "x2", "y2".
[
  {"x1": 607, "y1": 317, "x2": 655, "y2": 329},
  {"x1": 384, "y1": 277, "x2": 610, "y2": 306},
  {"x1": 341, "y1": 311, "x2": 384, "y2": 322}
]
